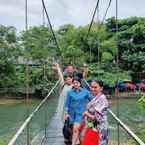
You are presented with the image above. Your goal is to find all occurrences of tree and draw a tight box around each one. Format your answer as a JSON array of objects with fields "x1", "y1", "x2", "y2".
[
  {"x1": 0, "y1": 25, "x2": 18, "y2": 87},
  {"x1": 20, "y1": 26, "x2": 58, "y2": 92},
  {"x1": 21, "y1": 26, "x2": 58, "y2": 64},
  {"x1": 118, "y1": 20, "x2": 145, "y2": 74}
]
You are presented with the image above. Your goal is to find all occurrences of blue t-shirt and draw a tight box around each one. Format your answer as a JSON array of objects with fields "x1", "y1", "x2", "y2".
[{"x1": 65, "y1": 87, "x2": 92, "y2": 115}]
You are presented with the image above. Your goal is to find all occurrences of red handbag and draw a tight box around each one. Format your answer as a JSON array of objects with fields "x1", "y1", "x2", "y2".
[{"x1": 82, "y1": 128, "x2": 100, "y2": 145}]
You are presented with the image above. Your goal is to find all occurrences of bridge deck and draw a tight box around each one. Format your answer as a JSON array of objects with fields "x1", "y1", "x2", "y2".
[{"x1": 44, "y1": 114, "x2": 65, "y2": 145}]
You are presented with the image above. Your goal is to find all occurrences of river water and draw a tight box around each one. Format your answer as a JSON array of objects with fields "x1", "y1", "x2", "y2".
[
  {"x1": 0, "y1": 97, "x2": 58, "y2": 145},
  {"x1": 109, "y1": 98, "x2": 145, "y2": 144},
  {"x1": 0, "y1": 98, "x2": 144, "y2": 145}
]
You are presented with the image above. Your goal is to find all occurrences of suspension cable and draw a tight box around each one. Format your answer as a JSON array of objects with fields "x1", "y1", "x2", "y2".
[
  {"x1": 25, "y1": 0, "x2": 28, "y2": 31},
  {"x1": 85, "y1": 0, "x2": 112, "y2": 41},
  {"x1": 80, "y1": 0, "x2": 100, "y2": 63},
  {"x1": 101, "y1": 0, "x2": 112, "y2": 24},
  {"x1": 41, "y1": 0, "x2": 61, "y2": 59},
  {"x1": 25, "y1": 0, "x2": 30, "y2": 145},
  {"x1": 42, "y1": 3, "x2": 45, "y2": 26},
  {"x1": 97, "y1": 0, "x2": 112, "y2": 79},
  {"x1": 82, "y1": 0, "x2": 113, "y2": 64},
  {"x1": 85, "y1": 0, "x2": 100, "y2": 41},
  {"x1": 25, "y1": 0, "x2": 29, "y2": 110},
  {"x1": 114, "y1": 0, "x2": 120, "y2": 144}
]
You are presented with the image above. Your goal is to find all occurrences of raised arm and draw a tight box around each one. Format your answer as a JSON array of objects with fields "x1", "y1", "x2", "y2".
[
  {"x1": 83, "y1": 63, "x2": 89, "y2": 79},
  {"x1": 53, "y1": 63, "x2": 64, "y2": 84}
]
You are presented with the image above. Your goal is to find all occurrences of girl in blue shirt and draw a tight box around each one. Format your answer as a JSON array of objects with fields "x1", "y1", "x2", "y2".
[{"x1": 64, "y1": 76, "x2": 91, "y2": 145}]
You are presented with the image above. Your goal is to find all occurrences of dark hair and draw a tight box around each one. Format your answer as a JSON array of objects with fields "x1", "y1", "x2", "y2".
[
  {"x1": 66, "y1": 64, "x2": 74, "y2": 68},
  {"x1": 63, "y1": 64, "x2": 74, "y2": 71},
  {"x1": 92, "y1": 80, "x2": 104, "y2": 87},
  {"x1": 73, "y1": 76, "x2": 81, "y2": 84},
  {"x1": 75, "y1": 72, "x2": 83, "y2": 79},
  {"x1": 64, "y1": 74, "x2": 73, "y2": 79}
]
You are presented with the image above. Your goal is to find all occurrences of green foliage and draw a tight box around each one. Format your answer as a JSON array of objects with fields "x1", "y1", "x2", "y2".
[
  {"x1": 101, "y1": 37, "x2": 117, "y2": 56},
  {"x1": 106, "y1": 16, "x2": 140, "y2": 32},
  {"x1": 75, "y1": 23, "x2": 108, "y2": 63},
  {"x1": 1, "y1": 17, "x2": 145, "y2": 93},
  {"x1": 121, "y1": 52, "x2": 145, "y2": 72},
  {"x1": 140, "y1": 128, "x2": 145, "y2": 142},
  {"x1": 88, "y1": 63, "x2": 130, "y2": 85},
  {"x1": 21, "y1": 26, "x2": 57, "y2": 63},
  {"x1": 0, "y1": 139, "x2": 6, "y2": 145},
  {"x1": 14, "y1": 65, "x2": 25, "y2": 87},
  {"x1": 118, "y1": 19, "x2": 145, "y2": 74},
  {"x1": 0, "y1": 25, "x2": 18, "y2": 87},
  {"x1": 102, "y1": 52, "x2": 113, "y2": 63},
  {"x1": 62, "y1": 45, "x2": 86, "y2": 65}
]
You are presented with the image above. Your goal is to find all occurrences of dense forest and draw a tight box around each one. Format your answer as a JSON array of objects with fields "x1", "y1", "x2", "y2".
[{"x1": 0, "y1": 16, "x2": 145, "y2": 95}]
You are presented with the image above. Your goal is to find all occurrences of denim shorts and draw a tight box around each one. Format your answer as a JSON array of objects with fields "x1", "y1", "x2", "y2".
[{"x1": 69, "y1": 112, "x2": 83, "y2": 124}]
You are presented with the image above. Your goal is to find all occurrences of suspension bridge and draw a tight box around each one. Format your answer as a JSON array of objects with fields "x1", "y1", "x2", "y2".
[{"x1": 3, "y1": 0, "x2": 145, "y2": 144}]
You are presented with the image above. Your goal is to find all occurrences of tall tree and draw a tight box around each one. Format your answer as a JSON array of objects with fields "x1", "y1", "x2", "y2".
[{"x1": 0, "y1": 25, "x2": 18, "y2": 87}]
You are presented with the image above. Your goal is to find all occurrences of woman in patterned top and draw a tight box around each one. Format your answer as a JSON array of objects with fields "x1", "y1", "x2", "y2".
[{"x1": 83, "y1": 80, "x2": 109, "y2": 145}]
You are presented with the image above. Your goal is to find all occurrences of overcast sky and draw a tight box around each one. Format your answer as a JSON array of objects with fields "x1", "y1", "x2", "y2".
[{"x1": 0, "y1": 0, "x2": 145, "y2": 31}]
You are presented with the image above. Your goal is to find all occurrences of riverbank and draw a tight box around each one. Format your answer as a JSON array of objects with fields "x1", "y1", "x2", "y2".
[
  {"x1": 0, "y1": 98, "x2": 42, "y2": 105},
  {"x1": 107, "y1": 91, "x2": 142, "y2": 99},
  {"x1": 0, "y1": 99, "x2": 23, "y2": 105}
]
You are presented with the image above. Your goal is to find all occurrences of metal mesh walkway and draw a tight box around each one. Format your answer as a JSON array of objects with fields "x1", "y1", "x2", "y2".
[{"x1": 43, "y1": 115, "x2": 65, "y2": 145}]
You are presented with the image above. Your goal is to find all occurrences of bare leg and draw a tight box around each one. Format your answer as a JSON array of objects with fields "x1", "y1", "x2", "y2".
[{"x1": 72, "y1": 124, "x2": 81, "y2": 145}]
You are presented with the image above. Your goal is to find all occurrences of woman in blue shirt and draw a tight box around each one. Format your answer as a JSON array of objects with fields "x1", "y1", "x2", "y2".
[{"x1": 64, "y1": 76, "x2": 91, "y2": 145}]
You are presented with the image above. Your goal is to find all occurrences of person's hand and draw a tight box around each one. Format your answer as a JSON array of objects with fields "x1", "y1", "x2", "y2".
[
  {"x1": 83, "y1": 111, "x2": 95, "y2": 120},
  {"x1": 55, "y1": 63, "x2": 60, "y2": 68},
  {"x1": 83, "y1": 111, "x2": 89, "y2": 117},
  {"x1": 83, "y1": 63, "x2": 88, "y2": 67},
  {"x1": 52, "y1": 63, "x2": 60, "y2": 70},
  {"x1": 64, "y1": 112, "x2": 69, "y2": 120},
  {"x1": 83, "y1": 63, "x2": 88, "y2": 79},
  {"x1": 83, "y1": 63, "x2": 88, "y2": 70},
  {"x1": 52, "y1": 65, "x2": 56, "y2": 70}
]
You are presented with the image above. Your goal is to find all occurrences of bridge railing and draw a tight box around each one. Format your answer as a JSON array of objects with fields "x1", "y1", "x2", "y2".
[
  {"x1": 83, "y1": 79, "x2": 145, "y2": 145},
  {"x1": 108, "y1": 109, "x2": 145, "y2": 145},
  {"x1": 8, "y1": 80, "x2": 61, "y2": 145}
]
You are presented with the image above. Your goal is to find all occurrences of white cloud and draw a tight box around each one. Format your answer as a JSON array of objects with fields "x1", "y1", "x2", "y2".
[{"x1": 0, "y1": 0, "x2": 145, "y2": 31}]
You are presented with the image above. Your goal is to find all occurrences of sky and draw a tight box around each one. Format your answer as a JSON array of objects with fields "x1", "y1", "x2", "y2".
[{"x1": 0, "y1": 0, "x2": 145, "y2": 31}]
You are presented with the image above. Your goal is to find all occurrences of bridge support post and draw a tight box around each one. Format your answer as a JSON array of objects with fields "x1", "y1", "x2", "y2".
[
  {"x1": 117, "y1": 123, "x2": 120, "y2": 145},
  {"x1": 27, "y1": 122, "x2": 30, "y2": 145}
]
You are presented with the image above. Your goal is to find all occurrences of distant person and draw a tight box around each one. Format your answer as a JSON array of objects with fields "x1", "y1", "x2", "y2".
[
  {"x1": 83, "y1": 80, "x2": 109, "y2": 145},
  {"x1": 64, "y1": 64, "x2": 76, "y2": 77},
  {"x1": 64, "y1": 76, "x2": 91, "y2": 145}
]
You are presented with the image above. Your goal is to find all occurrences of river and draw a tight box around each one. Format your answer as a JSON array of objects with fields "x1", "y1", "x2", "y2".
[{"x1": 0, "y1": 97, "x2": 144, "y2": 145}]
